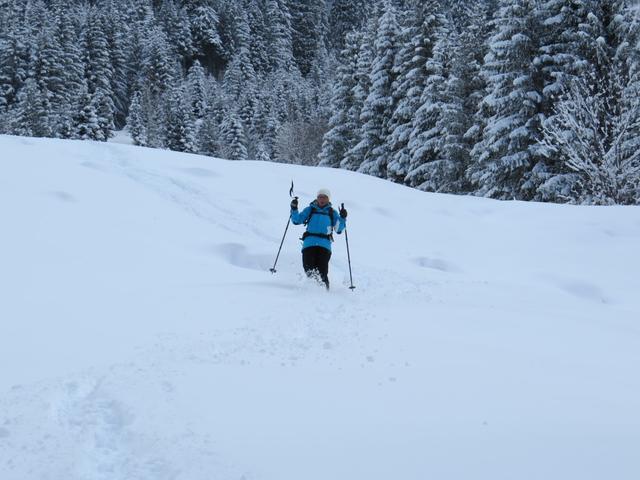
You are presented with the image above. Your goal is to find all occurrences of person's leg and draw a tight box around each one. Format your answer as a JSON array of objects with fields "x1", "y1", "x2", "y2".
[
  {"x1": 302, "y1": 247, "x2": 316, "y2": 278},
  {"x1": 317, "y1": 248, "x2": 332, "y2": 289}
]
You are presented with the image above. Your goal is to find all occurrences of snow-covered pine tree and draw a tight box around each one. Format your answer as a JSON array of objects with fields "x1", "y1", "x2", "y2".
[
  {"x1": 540, "y1": 1, "x2": 640, "y2": 204},
  {"x1": 73, "y1": 82, "x2": 101, "y2": 140},
  {"x1": 164, "y1": 85, "x2": 196, "y2": 153},
  {"x1": 340, "y1": 16, "x2": 376, "y2": 171},
  {"x1": 11, "y1": 77, "x2": 51, "y2": 137},
  {"x1": 406, "y1": 20, "x2": 450, "y2": 191},
  {"x1": 127, "y1": 90, "x2": 147, "y2": 146},
  {"x1": 81, "y1": 7, "x2": 117, "y2": 139},
  {"x1": 0, "y1": 5, "x2": 29, "y2": 133},
  {"x1": 102, "y1": 0, "x2": 129, "y2": 128},
  {"x1": 244, "y1": 0, "x2": 270, "y2": 73},
  {"x1": 386, "y1": 0, "x2": 439, "y2": 183},
  {"x1": 221, "y1": 110, "x2": 248, "y2": 160},
  {"x1": 92, "y1": 88, "x2": 116, "y2": 141},
  {"x1": 23, "y1": 10, "x2": 60, "y2": 137},
  {"x1": 319, "y1": 31, "x2": 361, "y2": 168},
  {"x1": 530, "y1": 0, "x2": 597, "y2": 201},
  {"x1": 196, "y1": 113, "x2": 220, "y2": 157},
  {"x1": 223, "y1": 8, "x2": 257, "y2": 103},
  {"x1": 265, "y1": 0, "x2": 295, "y2": 71},
  {"x1": 82, "y1": 8, "x2": 114, "y2": 98},
  {"x1": 468, "y1": 0, "x2": 545, "y2": 200},
  {"x1": 541, "y1": 72, "x2": 640, "y2": 204},
  {"x1": 255, "y1": 141, "x2": 271, "y2": 161},
  {"x1": 159, "y1": 0, "x2": 194, "y2": 70},
  {"x1": 51, "y1": 1, "x2": 84, "y2": 138},
  {"x1": 0, "y1": 28, "x2": 24, "y2": 118},
  {"x1": 353, "y1": 2, "x2": 399, "y2": 178},
  {"x1": 431, "y1": 3, "x2": 496, "y2": 193},
  {"x1": 458, "y1": 2, "x2": 498, "y2": 178},
  {"x1": 327, "y1": 0, "x2": 371, "y2": 52},
  {"x1": 432, "y1": 26, "x2": 471, "y2": 192},
  {"x1": 250, "y1": 86, "x2": 281, "y2": 159},
  {"x1": 186, "y1": 60, "x2": 207, "y2": 120},
  {"x1": 124, "y1": 1, "x2": 154, "y2": 95},
  {"x1": 290, "y1": 0, "x2": 328, "y2": 76},
  {"x1": 187, "y1": 0, "x2": 222, "y2": 71},
  {"x1": 142, "y1": 26, "x2": 177, "y2": 95}
]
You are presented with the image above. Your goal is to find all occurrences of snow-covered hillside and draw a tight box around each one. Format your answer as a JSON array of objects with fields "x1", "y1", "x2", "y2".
[{"x1": 1, "y1": 135, "x2": 639, "y2": 480}]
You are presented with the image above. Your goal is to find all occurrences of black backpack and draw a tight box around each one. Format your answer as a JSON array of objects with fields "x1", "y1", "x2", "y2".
[{"x1": 301, "y1": 204, "x2": 336, "y2": 241}]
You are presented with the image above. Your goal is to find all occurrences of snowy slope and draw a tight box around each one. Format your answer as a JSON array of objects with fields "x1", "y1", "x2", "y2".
[{"x1": 1, "y1": 135, "x2": 639, "y2": 480}]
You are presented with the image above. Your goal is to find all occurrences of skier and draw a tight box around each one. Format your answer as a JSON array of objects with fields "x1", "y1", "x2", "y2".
[{"x1": 290, "y1": 189, "x2": 347, "y2": 289}]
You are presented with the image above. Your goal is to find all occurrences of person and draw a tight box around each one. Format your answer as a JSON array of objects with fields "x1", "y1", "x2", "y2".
[{"x1": 290, "y1": 189, "x2": 347, "y2": 289}]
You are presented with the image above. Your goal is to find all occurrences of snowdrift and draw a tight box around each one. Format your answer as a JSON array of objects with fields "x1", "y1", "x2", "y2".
[{"x1": 1, "y1": 135, "x2": 639, "y2": 480}]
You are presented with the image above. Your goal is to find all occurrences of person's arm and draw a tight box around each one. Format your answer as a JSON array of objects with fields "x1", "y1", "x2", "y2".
[
  {"x1": 334, "y1": 207, "x2": 346, "y2": 234},
  {"x1": 291, "y1": 205, "x2": 311, "y2": 225}
]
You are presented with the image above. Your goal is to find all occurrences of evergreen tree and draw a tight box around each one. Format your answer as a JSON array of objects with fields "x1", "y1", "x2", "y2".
[
  {"x1": 0, "y1": 27, "x2": 28, "y2": 116},
  {"x1": 406, "y1": 21, "x2": 449, "y2": 190},
  {"x1": 159, "y1": 0, "x2": 194, "y2": 69},
  {"x1": 245, "y1": 0, "x2": 269, "y2": 73},
  {"x1": 73, "y1": 83, "x2": 101, "y2": 140},
  {"x1": 127, "y1": 90, "x2": 147, "y2": 146},
  {"x1": 93, "y1": 88, "x2": 116, "y2": 141},
  {"x1": 51, "y1": 1, "x2": 84, "y2": 137},
  {"x1": 11, "y1": 77, "x2": 51, "y2": 137},
  {"x1": 164, "y1": 85, "x2": 196, "y2": 153},
  {"x1": 386, "y1": 1, "x2": 439, "y2": 182},
  {"x1": 187, "y1": 0, "x2": 222, "y2": 69},
  {"x1": 25, "y1": 23, "x2": 60, "y2": 137},
  {"x1": 82, "y1": 8, "x2": 113, "y2": 97},
  {"x1": 354, "y1": 2, "x2": 399, "y2": 178},
  {"x1": 328, "y1": 0, "x2": 371, "y2": 52},
  {"x1": 186, "y1": 60, "x2": 208, "y2": 120},
  {"x1": 540, "y1": 1, "x2": 640, "y2": 204},
  {"x1": 266, "y1": 0, "x2": 295, "y2": 71},
  {"x1": 81, "y1": 7, "x2": 116, "y2": 138},
  {"x1": 142, "y1": 26, "x2": 177, "y2": 95},
  {"x1": 457, "y1": 1, "x2": 497, "y2": 172},
  {"x1": 196, "y1": 113, "x2": 221, "y2": 156},
  {"x1": 221, "y1": 110, "x2": 248, "y2": 160},
  {"x1": 125, "y1": 1, "x2": 154, "y2": 95},
  {"x1": 541, "y1": 72, "x2": 640, "y2": 204},
  {"x1": 223, "y1": 9, "x2": 257, "y2": 102},
  {"x1": 341, "y1": 17, "x2": 376, "y2": 171},
  {"x1": 468, "y1": 0, "x2": 545, "y2": 200},
  {"x1": 290, "y1": 0, "x2": 328, "y2": 76},
  {"x1": 319, "y1": 31, "x2": 361, "y2": 168},
  {"x1": 102, "y1": 0, "x2": 129, "y2": 128}
]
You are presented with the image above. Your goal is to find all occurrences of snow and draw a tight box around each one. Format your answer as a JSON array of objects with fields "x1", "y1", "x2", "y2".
[
  {"x1": 108, "y1": 129, "x2": 134, "y2": 145},
  {"x1": 1, "y1": 135, "x2": 639, "y2": 480}
]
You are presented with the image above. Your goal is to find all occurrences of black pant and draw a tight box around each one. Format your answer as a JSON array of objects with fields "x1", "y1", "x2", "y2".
[{"x1": 302, "y1": 247, "x2": 332, "y2": 288}]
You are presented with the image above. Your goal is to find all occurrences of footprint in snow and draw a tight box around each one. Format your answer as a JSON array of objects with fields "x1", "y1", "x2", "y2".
[
  {"x1": 213, "y1": 243, "x2": 272, "y2": 271},
  {"x1": 49, "y1": 191, "x2": 77, "y2": 203},
  {"x1": 413, "y1": 256, "x2": 462, "y2": 273},
  {"x1": 178, "y1": 167, "x2": 219, "y2": 178}
]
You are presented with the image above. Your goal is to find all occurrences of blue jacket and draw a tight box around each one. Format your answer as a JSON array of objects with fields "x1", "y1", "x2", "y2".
[{"x1": 291, "y1": 201, "x2": 346, "y2": 251}]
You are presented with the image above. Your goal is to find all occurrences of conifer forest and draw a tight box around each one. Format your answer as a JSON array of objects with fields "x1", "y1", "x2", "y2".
[{"x1": 2, "y1": 0, "x2": 640, "y2": 205}]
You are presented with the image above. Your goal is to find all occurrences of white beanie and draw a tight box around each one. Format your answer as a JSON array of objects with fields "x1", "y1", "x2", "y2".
[{"x1": 317, "y1": 188, "x2": 331, "y2": 200}]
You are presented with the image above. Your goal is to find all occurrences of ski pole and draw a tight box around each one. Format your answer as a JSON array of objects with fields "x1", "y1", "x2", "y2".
[
  {"x1": 269, "y1": 216, "x2": 291, "y2": 274},
  {"x1": 342, "y1": 203, "x2": 356, "y2": 290},
  {"x1": 270, "y1": 181, "x2": 295, "y2": 274}
]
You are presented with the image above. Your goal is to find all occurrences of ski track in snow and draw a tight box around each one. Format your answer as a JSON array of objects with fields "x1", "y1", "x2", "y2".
[{"x1": 99, "y1": 143, "x2": 277, "y2": 242}]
